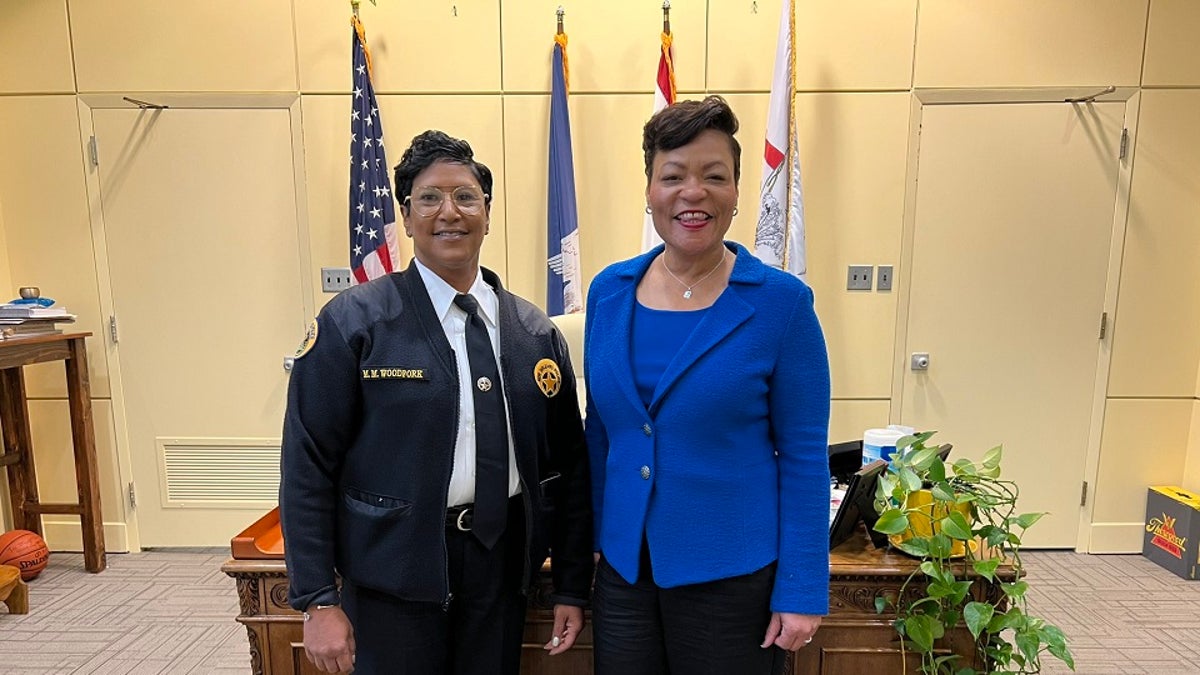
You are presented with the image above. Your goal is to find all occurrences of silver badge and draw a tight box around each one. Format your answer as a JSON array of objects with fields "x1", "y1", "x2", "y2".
[{"x1": 477, "y1": 377, "x2": 492, "y2": 392}]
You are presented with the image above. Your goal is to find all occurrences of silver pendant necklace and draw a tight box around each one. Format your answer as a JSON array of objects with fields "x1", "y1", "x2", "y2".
[{"x1": 661, "y1": 248, "x2": 727, "y2": 299}]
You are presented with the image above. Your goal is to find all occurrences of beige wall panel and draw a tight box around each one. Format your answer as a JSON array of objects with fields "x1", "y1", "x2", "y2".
[
  {"x1": 914, "y1": 0, "x2": 1147, "y2": 88},
  {"x1": 709, "y1": 0, "x2": 917, "y2": 92},
  {"x1": 0, "y1": 2, "x2": 75, "y2": 93},
  {"x1": 1143, "y1": 0, "x2": 1200, "y2": 86},
  {"x1": 1108, "y1": 90, "x2": 1200, "y2": 397},
  {"x1": 295, "y1": 1, "x2": 500, "y2": 94},
  {"x1": 27, "y1": 399, "x2": 124, "y2": 547},
  {"x1": 301, "y1": 94, "x2": 506, "y2": 311},
  {"x1": 792, "y1": 92, "x2": 908, "y2": 398},
  {"x1": 502, "y1": 1, "x2": 707, "y2": 94},
  {"x1": 0, "y1": 197, "x2": 11, "y2": 297},
  {"x1": 0, "y1": 96, "x2": 108, "y2": 398},
  {"x1": 1093, "y1": 398, "x2": 1191, "y2": 524},
  {"x1": 68, "y1": 0, "x2": 297, "y2": 92},
  {"x1": 500, "y1": 95, "x2": 552, "y2": 304},
  {"x1": 1185, "y1": 401, "x2": 1200, "y2": 492},
  {"x1": 829, "y1": 399, "x2": 891, "y2": 446}
]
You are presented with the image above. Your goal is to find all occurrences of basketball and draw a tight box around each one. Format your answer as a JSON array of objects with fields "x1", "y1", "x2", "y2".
[{"x1": 0, "y1": 530, "x2": 49, "y2": 581}]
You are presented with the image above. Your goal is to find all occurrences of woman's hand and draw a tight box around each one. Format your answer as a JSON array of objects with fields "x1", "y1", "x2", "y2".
[
  {"x1": 761, "y1": 612, "x2": 822, "y2": 651},
  {"x1": 544, "y1": 604, "x2": 586, "y2": 655},
  {"x1": 303, "y1": 605, "x2": 355, "y2": 672}
]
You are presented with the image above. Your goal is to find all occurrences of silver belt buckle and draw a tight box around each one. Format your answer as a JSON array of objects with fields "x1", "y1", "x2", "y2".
[{"x1": 456, "y1": 508, "x2": 472, "y2": 532}]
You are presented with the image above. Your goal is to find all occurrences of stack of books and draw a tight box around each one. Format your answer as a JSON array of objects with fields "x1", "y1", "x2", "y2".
[{"x1": 0, "y1": 304, "x2": 77, "y2": 339}]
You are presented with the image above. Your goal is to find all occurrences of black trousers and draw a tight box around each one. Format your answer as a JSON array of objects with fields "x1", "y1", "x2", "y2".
[
  {"x1": 342, "y1": 497, "x2": 527, "y2": 675},
  {"x1": 592, "y1": 546, "x2": 787, "y2": 675}
]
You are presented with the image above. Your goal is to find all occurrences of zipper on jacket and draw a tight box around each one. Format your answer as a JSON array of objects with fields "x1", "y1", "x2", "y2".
[{"x1": 440, "y1": 350, "x2": 461, "y2": 611}]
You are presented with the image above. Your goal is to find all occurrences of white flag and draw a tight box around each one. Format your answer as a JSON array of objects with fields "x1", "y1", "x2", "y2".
[
  {"x1": 755, "y1": 0, "x2": 806, "y2": 279},
  {"x1": 642, "y1": 30, "x2": 676, "y2": 252}
]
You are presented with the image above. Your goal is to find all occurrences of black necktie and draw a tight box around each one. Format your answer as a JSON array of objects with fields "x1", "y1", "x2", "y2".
[{"x1": 453, "y1": 293, "x2": 509, "y2": 549}]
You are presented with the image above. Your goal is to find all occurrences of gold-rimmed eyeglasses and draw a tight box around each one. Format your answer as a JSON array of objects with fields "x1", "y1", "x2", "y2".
[{"x1": 403, "y1": 186, "x2": 489, "y2": 217}]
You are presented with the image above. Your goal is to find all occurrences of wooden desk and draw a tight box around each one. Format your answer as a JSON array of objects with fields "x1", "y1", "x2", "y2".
[
  {"x1": 0, "y1": 332, "x2": 105, "y2": 572},
  {"x1": 794, "y1": 531, "x2": 1011, "y2": 674},
  {"x1": 224, "y1": 510, "x2": 1010, "y2": 675}
]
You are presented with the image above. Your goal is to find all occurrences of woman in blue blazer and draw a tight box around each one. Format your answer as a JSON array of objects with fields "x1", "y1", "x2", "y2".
[{"x1": 585, "y1": 96, "x2": 832, "y2": 674}]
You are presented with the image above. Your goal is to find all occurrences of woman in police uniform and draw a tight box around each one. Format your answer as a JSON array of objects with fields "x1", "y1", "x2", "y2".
[{"x1": 280, "y1": 130, "x2": 593, "y2": 675}]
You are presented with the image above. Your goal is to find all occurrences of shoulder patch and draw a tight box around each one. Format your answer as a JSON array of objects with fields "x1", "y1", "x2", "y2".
[
  {"x1": 534, "y1": 358, "x2": 562, "y2": 398},
  {"x1": 295, "y1": 318, "x2": 319, "y2": 358}
]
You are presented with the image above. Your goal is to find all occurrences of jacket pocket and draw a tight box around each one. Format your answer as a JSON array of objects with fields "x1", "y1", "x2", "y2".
[{"x1": 341, "y1": 487, "x2": 412, "y2": 519}]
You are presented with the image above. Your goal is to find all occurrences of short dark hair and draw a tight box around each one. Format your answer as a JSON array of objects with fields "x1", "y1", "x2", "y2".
[
  {"x1": 393, "y1": 130, "x2": 494, "y2": 211},
  {"x1": 642, "y1": 95, "x2": 741, "y2": 183}
]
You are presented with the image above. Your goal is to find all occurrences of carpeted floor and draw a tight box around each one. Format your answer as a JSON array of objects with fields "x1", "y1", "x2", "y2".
[{"x1": 0, "y1": 548, "x2": 1198, "y2": 674}]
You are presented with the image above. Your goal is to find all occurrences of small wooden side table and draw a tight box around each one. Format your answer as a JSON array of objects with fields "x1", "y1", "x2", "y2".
[
  {"x1": 0, "y1": 332, "x2": 105, "y2": 572},
  {"x1": 0, "y1": 564, "x2": 28, "y2": 613}
]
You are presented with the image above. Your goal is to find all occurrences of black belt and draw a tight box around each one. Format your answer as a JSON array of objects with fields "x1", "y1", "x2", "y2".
[{"x1": 446, "y1": 495, "x2": 522, "y2": 532}]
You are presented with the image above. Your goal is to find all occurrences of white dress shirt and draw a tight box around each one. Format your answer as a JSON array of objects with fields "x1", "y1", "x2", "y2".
[{"x1": 414, "y1": 259, "x2": 521, "y2": 507}]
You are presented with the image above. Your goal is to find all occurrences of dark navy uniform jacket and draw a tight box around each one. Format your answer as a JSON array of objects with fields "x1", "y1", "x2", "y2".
[{"x1": 280, "y1": 261, "x2": 593, "y2": 612}]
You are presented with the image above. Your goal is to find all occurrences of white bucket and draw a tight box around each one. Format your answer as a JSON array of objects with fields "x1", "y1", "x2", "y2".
[{"x1": 862, "y1": 428, "x2": 906, "y2": 465}]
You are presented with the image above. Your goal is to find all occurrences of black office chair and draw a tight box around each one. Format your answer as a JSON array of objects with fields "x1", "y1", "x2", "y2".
[{"x1": 827, "y1": 440, "x2": 863, "y2": 486}]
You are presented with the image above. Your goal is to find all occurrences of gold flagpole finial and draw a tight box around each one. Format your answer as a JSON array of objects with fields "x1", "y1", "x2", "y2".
[
  {"x1": 662, "y1": 1, "x2": 671, "y2": 33},
  {"x1": 557, "y1": 6, "x2": 565, "y2": 35},
  {"x1": 351, "y1": 0, "x2": 360, "y2": 17}
]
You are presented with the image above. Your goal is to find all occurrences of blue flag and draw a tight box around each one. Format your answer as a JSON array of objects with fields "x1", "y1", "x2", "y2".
[
  {"x1": 349, "y1": 16, "x2": 397, "y2": 283},
  {"x1": 547, "y1": 35, "x2": 582, "y2": 315}
]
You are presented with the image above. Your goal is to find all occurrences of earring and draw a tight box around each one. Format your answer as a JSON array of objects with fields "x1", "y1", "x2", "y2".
[
  {"x1": 733, "y1": 207, "x2": 739, "y2": 216},
  {"x1": 645, "y1": 205, "x2": 652, "y2": 214}
]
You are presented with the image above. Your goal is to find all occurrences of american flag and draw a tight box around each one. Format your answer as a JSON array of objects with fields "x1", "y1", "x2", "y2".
[{"x1": 349, "y1": 15, "x2": 398, "y2": 284}]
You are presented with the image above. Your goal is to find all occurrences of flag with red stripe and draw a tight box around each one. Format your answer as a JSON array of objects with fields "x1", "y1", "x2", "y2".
[
  {"x1": 642, "y1": 29, "x2": 677, "y2": 252},
  {"x1": 755, "y1": 0, "x2": 806, "y2": 279}
]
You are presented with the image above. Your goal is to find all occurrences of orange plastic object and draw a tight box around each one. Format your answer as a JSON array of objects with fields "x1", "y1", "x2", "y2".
[{"x1": 230, "y1": 507, "x2": 285, "y2": 559}]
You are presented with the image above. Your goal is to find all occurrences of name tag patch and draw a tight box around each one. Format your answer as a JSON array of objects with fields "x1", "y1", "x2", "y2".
[{"x1": 361, "y1": 367, "x2": 428, "y2": 381}]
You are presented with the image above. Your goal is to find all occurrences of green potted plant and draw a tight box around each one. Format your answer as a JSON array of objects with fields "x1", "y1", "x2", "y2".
[{"x1": 870, "y1": 431, "x2": 1075, "y2": 674}]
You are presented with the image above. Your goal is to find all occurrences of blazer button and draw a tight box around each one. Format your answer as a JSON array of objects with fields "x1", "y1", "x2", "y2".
[
  {"x1": 640, "y1": 465, "x2": 651, "y2": 480},
  {"x1": 642, "y1": 423, "x2": 652, "y2": 436}
]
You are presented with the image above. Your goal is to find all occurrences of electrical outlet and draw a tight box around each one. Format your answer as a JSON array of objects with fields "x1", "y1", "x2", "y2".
[
  {"x1": 321, "y1": 267, "x2": 353, "y2": 293},
  {"x1": 877, "y1": 265, "x2": 894, "y2": 291},
  {"x1": 846, "y1": 265, "x2": 873, "y2": 291}
]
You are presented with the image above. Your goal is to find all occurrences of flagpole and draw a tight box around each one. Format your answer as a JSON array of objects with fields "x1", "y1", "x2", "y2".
[
  {"x1": 662, "y1": 0, "x2": 671, "y2": 34},
  {"x1": 555, "y1": 7, "x2": 569, "y2": 91},
  {"x1": 351, "y1": 0, "x2": 359, "y2": 18},
  {"x1": 784, "y1": 0, "x2": 797, "y2": 271}
]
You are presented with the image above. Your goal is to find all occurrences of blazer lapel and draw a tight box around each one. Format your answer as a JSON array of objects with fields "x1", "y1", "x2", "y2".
[
  {"x1": 648, "y1": 289, "x2": 753, "y2": 414},
  {"x1": 649, "y1": 244, "x2": 762, "y2": 414},
  {"x1": 592, "y1": 283, "x2": 646, "y2": 417}
]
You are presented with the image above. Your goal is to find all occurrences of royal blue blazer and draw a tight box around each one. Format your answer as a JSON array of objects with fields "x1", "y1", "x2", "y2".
[{"x1": 584, "y1": 242, "x2": 831, "y2": 614}]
